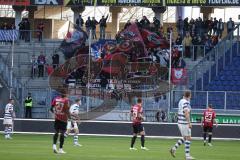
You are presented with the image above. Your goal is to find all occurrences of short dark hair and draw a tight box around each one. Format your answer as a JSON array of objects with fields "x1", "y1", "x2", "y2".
[
  {"x1": 9, "y1": 99, "x2": 14, "y2": 102},
  {"x1": 208, "y1": 104, "x2": 213, "y2": 108},
  {"x1": 184, "y1": 90, "x2": 191, "y2": 98},
  {"x1": 75, "y1": 99, "x2": 81, "y2": 103},
  {"x1": 137, "y1": 98, "x2": 142, "y2": 104}
]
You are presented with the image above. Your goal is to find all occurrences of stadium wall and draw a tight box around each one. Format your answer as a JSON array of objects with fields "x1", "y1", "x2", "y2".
[{"x1": 0, "y1": 119, "x2": 240, "y2": 139}]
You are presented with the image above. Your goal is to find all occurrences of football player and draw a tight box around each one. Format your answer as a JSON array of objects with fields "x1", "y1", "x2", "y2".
[
  {"x1": 130, "y1": 98, "x2": 149, "y2": 150},
  {"x1": 51, "y1": 93, "x2": 70, "y2": 154},
  {"x1": 202, "y1": 104, "x2": 217, "y2": 146},
  {"x1": 170, "y1": 91, "x2": 195, "y2": 160},
  {"x1": 3, "y1": 99, "x2": 15, "y2": 139},
  {"x1": 66, "y1": 99, "x2": 82, "y2": 146}
]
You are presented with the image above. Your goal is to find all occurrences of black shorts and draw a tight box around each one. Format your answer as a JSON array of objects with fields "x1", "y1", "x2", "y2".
[
  {"x1": 203, "y1": 126, "x2": 213, "y2": 133},
  {"x1": 132, "y1": 124, "x2": 144, "y2": 134},
  {"x1": 54, "y1": 119, "x2": 67, "y2": 133}
]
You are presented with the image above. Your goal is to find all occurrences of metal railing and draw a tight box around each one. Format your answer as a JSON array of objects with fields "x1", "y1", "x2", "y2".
[
  {"x1": 0, "y1": 54, "x2": 24, "y2": 116},
  {"x1": 174, "y1": 44, "x2": 207, "y2": 60},
  {"x1": 0, "y1": 29, "x2": 45, "y2": 45},
  {"x1": 171, "y1": 90, "x2": 240, "y2": 113}
]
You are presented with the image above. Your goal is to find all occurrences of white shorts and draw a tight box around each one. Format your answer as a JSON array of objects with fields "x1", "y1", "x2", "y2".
[
  {"x1": 67, "y1": 120, "x2": 78, "y2": 130},
  {"x1": 3, "y1": 118, "x2": 13, "y2": 125},
  {"x1": 178, "y1": 124, "x2": 191, "y2": 137}
]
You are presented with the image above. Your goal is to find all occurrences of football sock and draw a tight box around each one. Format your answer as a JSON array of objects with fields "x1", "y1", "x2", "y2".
[
  {"x1": 203, "y1": 132, "x2": 207, "y2": 141},
  {"x1": 4, "y1": 127, "x2": 8, "y2": 136},
  {"x1": 173, "y1": 138, "x2": 184, "y2": 150},
  {"x1": 141, "y1": 135, "x2": 145, "y2": 147},
  {"x1": 53, "y1": 133, "x2": 58, "y2": 145},
  {"x1": 59, "y1": 133, "x2": 65, "y2": 149},
  {"x1": 7, "y1": 126, "x2": 12, "y2": 136},
  {"x1": 208, "y1": 133, "x2": 212, "y2": 143},
  {"x1": 131, "y1": 136, "x2": 137, "y2": 148},
  {"x1": 74, "y1": 135, "x2": 78, "y2": 144},
  {"x1": 184, "y1": 140, "x2": 191, "y2": 157}
]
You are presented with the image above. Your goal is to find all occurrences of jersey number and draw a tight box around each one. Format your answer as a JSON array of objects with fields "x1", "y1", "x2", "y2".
[{"x1": 205, "y1": 113, "x2": 213, "y2": 122}]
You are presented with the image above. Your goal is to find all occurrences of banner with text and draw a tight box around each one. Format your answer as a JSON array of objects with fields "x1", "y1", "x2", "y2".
[
  {"x1": 64, "y1": 0, "x2": 162, "y2": 6},
  {"x1": 191, "y1": 114, "x2": 240, "y2": 124},
  {"x1": 166, "y1": 0, "x2": 240, "y2": 6}
]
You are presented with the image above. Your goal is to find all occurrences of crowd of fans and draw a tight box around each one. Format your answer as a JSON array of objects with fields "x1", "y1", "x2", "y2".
[{"x1": 76, "y1": 14, "x2": 109, "y2": 39}]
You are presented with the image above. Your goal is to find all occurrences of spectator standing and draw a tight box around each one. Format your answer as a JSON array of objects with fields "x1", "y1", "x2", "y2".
[
  {"x1": 183, "y1": 17, "x2": 189, "y2": 36},
  {"x1": 24, "y1": 19, "x2": 30, "y2": 42},
  {"x1": 176, "y1": 16, "x2": 184, "y2": 38},
  {"x1": 204, "y1": 35, "x2": 213, "y2": 54},
  {"x1": 30, "y1": 54, "x2": 38, "y2": 78},
  {"x1": 194, "y1": 17, "x2": 202, "y2": 35},
  {"x1": 91, "y1": 17, "x2": 98, "y2": 40},
  {"x1": 76, "y1": 14, "x2": 84, "y2": 28},
  {"x1": 140, "y1": 16, "x2": 150, "y2": 29},
  {"x1": 189, "y1": 18, "x2": 195, "y2": 36},
  {"x1": 183, "y1": 32, "x2": 192, "y2": 58},
  {"x1": 52, "y1": 53, "x2": 59, "y2": 69},
  {"x1": 37, "y1": 22, "x2": 44, "y2": 42},
  {"x1": 217, "y1": 18, "x2": 224, "y2": 39},
  {"x1": 153, "y1": 17, "x2": 160, "y2": 32},
  {"x1": 18, "y1": 20, "x2": 25, "y2": 40},
  {"x1": 99, "y1": 14, "x2": 109, "y2": 39},
  {"x1": 227, "y1": 18, "x2": 235, "y2": 36},
  {"x1": 37, "y1": 52, "x2": 46, "y2": 77},
  {"x1": 85, "y1": 17, "x2": 91, "y2": 37},
  {"x1": 192, "y1": 34, "x2": 201, "y2": 61},
  {"x1": 167, "y1": 24, "x2": 173, "y2": 39},
  {"x1": 2, "y1": 23, "x2": 8, "y2": 30},
  {"x1": 25, "y1": 93, "x2": 33, "y2": 118},
  {"x1": 175, "y1": 34, "x2": 183, "y2": 45},
  {"x1": 213, "y1": 17, "x2": 218, "y2": 36},
  {"x1": 208, "y1": 17, "x2": 214, "y2": 35},
  {"x1": 172, "y1": 47, "x2": 181, "y2": 67}
]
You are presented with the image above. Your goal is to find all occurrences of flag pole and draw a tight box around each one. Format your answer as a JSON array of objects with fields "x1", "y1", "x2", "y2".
[
  {"x1": 10, "y1": 29, "x2": 15, "y2": 99},
  {"x1": 87, "y1": 29, "x2": 92, "y2": 119},
  {"x1": 168, "y1": 31, "x2": 172, "y2": 121}
]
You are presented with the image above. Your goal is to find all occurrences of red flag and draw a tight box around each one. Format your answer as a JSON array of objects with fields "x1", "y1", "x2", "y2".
[
  {"x1": 171, "y1": 68, "x2": 187, "y2": 85},
  {"x1": 120, "y1": 23, "x2": 147, "y2": 55},
  {"x1": 102, "y1": 53, "x2": 128, "y2": 75},
  {"x1": 141, "y1": 29, "x2": 169, "y2": 49}
]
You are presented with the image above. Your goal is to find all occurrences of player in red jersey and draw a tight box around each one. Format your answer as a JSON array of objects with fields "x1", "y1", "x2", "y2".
[
  {"x1": 51, "y1": 93, "x2": 70, "y2": 154},
  {"x1": 129, "y1": 98, "x2": 148, "y2": 150},
  {"x1": 202, "y1": 104, "x2": 217, "y2": 146}
]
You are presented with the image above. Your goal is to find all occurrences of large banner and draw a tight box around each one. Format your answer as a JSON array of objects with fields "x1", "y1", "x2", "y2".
[
  {"x1": 64, "y1": 0, "x2": 162, "y2": 6},
  {"x1": 0, "y1": 0, "x2": 30, "y2": 5},
  {"x1": 166, "y1": 0, "x2": 240, "y2": 6},
  {"x1": 0, "y1": 30, "x2": 19, "y2": 42},
  {"x1": 98, "y1": 0, "x2": 163, "y2": 6}
]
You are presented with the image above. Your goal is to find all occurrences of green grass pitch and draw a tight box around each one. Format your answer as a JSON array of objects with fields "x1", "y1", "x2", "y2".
[{"x1": 0, "y1": 134, "x2": 239, "y2": 160}]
